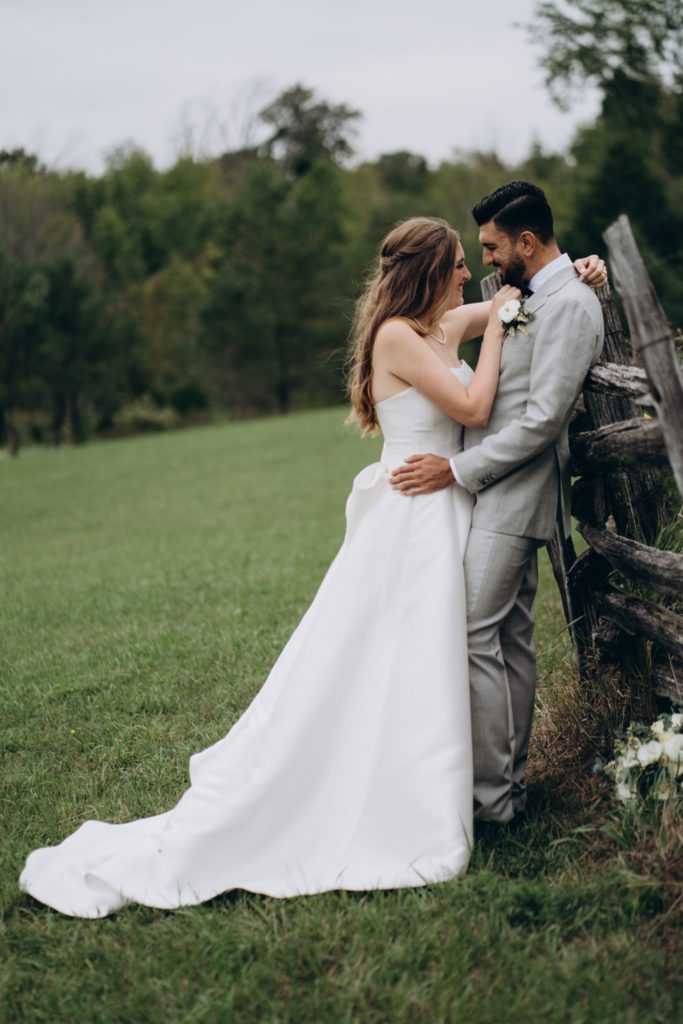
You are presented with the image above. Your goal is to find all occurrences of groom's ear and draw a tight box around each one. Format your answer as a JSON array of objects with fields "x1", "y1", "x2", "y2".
[{"x1": 517, "y1": 230, "x2": 539, "y2": 257}]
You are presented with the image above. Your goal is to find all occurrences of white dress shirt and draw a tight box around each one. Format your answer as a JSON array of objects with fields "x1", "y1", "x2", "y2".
[{"x1": 449, "y1": 253, "x2": 572, "y2": 485}]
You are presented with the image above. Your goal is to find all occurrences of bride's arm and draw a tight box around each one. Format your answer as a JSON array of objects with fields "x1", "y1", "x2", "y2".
[
  {"x1": 375, "y1": 288, "x2": 518, "y2": 428},
  {"x1": 442, "y1": 302, "x2": 491, "y2": 343},
  {"x1": 441, "y1": 255, "x2": 606, "y2": 343}
]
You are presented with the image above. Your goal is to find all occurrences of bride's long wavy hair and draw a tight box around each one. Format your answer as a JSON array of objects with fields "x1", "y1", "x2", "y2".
[{"x1": 346, "y1": 216, "x2": 460, "y2": 435}]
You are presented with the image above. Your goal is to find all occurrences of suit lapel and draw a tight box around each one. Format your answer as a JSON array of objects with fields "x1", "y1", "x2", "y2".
[{"x1": 525, "y1": 265, "x2": 578, "y2": 316}]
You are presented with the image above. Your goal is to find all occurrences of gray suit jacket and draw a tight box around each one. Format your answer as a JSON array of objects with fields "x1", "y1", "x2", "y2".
[{"x1": 454, "y1": 265, "x2": 604, "y2": 541}]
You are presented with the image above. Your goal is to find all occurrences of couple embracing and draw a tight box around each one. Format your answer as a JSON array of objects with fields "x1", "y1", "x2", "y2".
[{"x1": 21, "y1": 181, "x2": 606, "y2": 918}]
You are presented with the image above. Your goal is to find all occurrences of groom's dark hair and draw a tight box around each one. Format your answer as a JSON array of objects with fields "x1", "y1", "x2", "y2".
[{"x1": 472, "y1": 181, "x2": 554, "y2": 243}]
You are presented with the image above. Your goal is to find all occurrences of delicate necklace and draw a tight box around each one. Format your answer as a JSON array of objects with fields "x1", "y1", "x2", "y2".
[{"x1": 412, "y1": 319, "x2": 447, "y2": 345}]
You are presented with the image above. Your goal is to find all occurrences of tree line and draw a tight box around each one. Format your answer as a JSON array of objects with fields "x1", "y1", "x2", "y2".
[{"x1": 1, "y1": 0, "x2": 681, "y2": 455}]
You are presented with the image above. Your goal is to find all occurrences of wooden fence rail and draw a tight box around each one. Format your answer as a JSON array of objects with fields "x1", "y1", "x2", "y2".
[
  {"x1": 578, "y1": 523, "x2": 683, "y2": 602},
  {"x1": 571, "y1": 417, "x2": 668, "y2": 475},
  {"x1": 583, "y1": 362, "x2": 651, "y2": 403},
  {"x1": 480, "y1": 214, "x2": 683, "y2": 703}
]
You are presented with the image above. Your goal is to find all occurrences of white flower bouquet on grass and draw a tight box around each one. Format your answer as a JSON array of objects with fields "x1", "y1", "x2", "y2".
[{"x1": 606, "y1": 711, "x2": 683, "y2": 805}]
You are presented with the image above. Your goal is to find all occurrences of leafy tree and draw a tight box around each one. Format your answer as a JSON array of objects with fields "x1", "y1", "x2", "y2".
[
  {"x1": 352, "y1": 152, "x2": 434, "y2": 249},
  {"x1": 40, "y1": 258, "x2": 93, "y2": 444},
  {"x1": 156, "y1": 157, "x2": 224, "y2": 263},
  {"x1": 375, "y1": 151, "x2": 430, "y2": 194},
  {"x1": 528, "y1": 0, "x2": 683, "y2": 110},
  {"x1": 203, "y1": 159, "x2": 348, "y2": 414},
  {"x1": 69, "y1": 152, "x2": 224, "y2": 430},
  {"x1": 528, "y1": 0, "x2": 683, "y2": 324},
  {"x1": 139, "y1": 253, "x2": 213, "y2": 414},
  {"x1": 0, "y1": 148, "x2": 42, "y2": 173},
  {"x1": 0, "y1": 163, "x2": 97, "y2": 452},
  {"x1": 0, "y1": 255, "x2": 48, "y2": 454},
  {"x1": 259, "y1": 84, "x2": 360, "y2": 178},
  {"x1": 93, "y1": 203, "x2": 143, "y2": 284}
]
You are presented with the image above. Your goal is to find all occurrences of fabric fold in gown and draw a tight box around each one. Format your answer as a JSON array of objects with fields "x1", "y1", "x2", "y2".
[{"x1": 20, "y1": 366, "x2": 475, "y2": 918}]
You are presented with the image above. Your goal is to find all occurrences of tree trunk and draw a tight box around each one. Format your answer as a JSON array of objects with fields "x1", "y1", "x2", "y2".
[
  {"x1": 68, "y1": 393, "x2": 86, "y2": 444},
  {"x1": 52, "y1": 393, "x2": 66, "y2": 446},
  {"x1": 4, "y1": 405, "x2": 18, "y2": 456},
  {"x1": 274, "y1": 325, "x2": 290, "y2": 414}
]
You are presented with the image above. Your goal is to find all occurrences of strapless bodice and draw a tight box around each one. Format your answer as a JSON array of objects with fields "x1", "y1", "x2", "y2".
[{"x1": 376, "y1": 363, "x2": 473, "y2": 468}]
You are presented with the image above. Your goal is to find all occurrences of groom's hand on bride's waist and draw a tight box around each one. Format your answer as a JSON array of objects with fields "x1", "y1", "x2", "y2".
[{"x1": 390, "y1": 454, "x2": 455, "y2": 495}]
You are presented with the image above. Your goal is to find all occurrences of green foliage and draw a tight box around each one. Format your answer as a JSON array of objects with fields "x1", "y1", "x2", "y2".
[
  {"x1": 565, "y1": 117, "x2": 683, "y2": 324},
  {"x1": 92, "y1": 203, "x2": 142, "y2": 283},
  {"x1": 0, "y1": 164, "x2": 101, "y2": 450},
  {"x1": 528, "y1": 0, "x2": 683, "y2": 110},
  {"x1": 259, "y1": 83, "x2": 361, "y2": 178},
  {"x1": 139, "y1": 254, "x2": 212, "y2": 413},
  {"x1": 3, "y1": 66, "x2": 683, "y2": 454},
  {"x1": 202, "y1": 159, "x2": 349, "y2": 413},
  {"x1": 529, "y1": 0, "x2": 683, "y2": 323}
]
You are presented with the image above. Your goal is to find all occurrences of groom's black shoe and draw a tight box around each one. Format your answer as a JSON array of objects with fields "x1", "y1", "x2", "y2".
[
  {"x1": 474, "y1": 813, "x2": 526, "y2": 842},
  {"x1": 473, "y1": 819, "x2": 509, "y2": 842}
]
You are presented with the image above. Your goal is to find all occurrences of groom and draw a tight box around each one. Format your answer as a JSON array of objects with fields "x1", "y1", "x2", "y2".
[{"x1": 391, "y1": 181, "x2": 604, "y2": 825}]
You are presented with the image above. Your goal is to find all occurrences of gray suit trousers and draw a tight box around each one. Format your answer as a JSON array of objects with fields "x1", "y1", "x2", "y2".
[{"x1": 464, "y1": 527, "x2": 540, "y2": 823}]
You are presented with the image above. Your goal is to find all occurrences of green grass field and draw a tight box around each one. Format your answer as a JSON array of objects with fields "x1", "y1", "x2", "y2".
[{"x1": 1, "y1": 412, "x2": 679, "y2": 1023}]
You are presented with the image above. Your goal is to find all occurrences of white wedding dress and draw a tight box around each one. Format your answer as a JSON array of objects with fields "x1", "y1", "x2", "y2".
[{"x1": 20, "y1": 366, "x2": 475, "y2": 917}]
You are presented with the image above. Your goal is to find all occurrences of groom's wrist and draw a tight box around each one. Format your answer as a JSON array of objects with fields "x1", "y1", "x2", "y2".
[{"x1": 449, "y1": 457, "x2": 464, "y2": 486}]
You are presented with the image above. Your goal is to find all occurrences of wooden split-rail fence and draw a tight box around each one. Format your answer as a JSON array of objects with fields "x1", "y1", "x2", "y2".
[{"x1": 481, "y1": 215, "x2": 683, "y2": 703}]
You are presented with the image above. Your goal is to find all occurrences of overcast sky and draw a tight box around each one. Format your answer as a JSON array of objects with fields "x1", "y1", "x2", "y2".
[{"x1": 2, "y1": 0, "x2": 601, "y2": 173}]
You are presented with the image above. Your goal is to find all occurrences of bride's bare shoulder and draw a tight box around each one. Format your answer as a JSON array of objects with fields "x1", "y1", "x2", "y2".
[{"x1": 375, "y1": 318, "x2": 420, "y2": 350}]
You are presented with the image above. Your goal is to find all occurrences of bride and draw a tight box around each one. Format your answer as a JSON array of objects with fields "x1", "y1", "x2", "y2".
[{"x1": 20, "y1": 217, "x2": 603, "y2": 917}]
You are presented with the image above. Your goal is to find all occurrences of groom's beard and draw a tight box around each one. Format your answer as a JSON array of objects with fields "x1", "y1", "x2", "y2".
[{"x1": 497, "y1": 256, "x2": 529, "y2": 290}]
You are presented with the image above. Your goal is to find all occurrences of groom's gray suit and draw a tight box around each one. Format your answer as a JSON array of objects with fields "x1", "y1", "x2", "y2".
[{"x1": 452, "y1": 263, "x2": 604, "y2": 822}]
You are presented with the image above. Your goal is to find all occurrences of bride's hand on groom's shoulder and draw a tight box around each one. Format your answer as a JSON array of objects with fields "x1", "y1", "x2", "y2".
[{"x1": 574, "y1": 255, "x2": 607, "y2": 288}]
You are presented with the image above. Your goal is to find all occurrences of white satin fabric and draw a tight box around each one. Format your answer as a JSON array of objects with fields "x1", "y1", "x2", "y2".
[{"x1": 20, "y1": 366, "x2": 475, "y2": 917}]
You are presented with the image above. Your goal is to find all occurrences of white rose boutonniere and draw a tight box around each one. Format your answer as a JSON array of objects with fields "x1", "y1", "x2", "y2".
[{"x1": 499, "y1": 298, "x2": 532, "y2": 338}]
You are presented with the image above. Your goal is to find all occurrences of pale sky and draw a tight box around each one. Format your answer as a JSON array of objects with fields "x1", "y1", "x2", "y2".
[{"x1": 2, "y1": 0, "x2": 601, "y2": 173}]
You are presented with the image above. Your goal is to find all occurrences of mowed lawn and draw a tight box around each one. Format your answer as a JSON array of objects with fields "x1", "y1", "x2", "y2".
[{"x1": 1, "y1": 411, "x2": 678, "y2": 1024}]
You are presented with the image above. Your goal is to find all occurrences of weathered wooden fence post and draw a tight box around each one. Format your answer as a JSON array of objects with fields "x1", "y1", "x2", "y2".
[
  {"x1": 597, "y1": 215, "x2": 683, "y2": 700},
  {"x1": 603, "y1": 215, "x2": 683, "y2": 496},
  {"x1": 578, "y1": 282, "x2": 666, "y2": 544}
]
